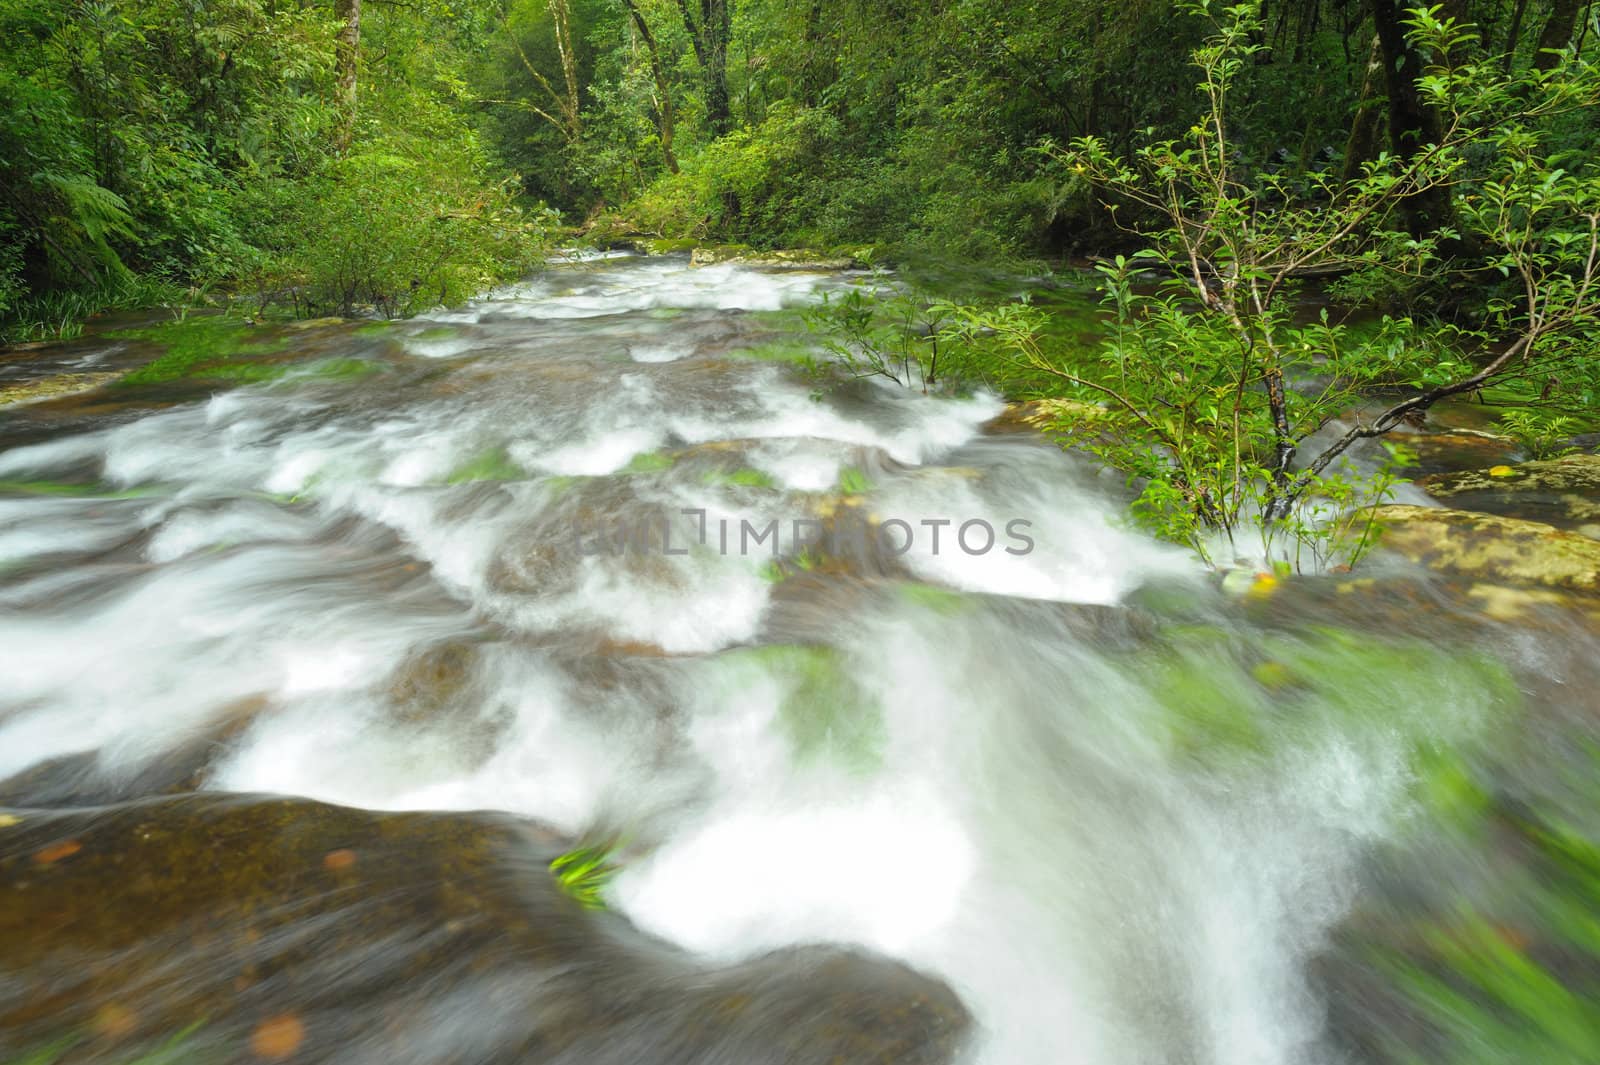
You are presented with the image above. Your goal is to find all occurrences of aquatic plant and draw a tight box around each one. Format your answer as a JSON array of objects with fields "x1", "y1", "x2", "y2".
[{"x1": 550, "y1": 844, "x2": 619, "y2": 910}]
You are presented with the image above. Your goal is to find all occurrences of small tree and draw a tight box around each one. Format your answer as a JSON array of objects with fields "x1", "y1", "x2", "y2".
[
  {"x1": 805, "y1": 275, "x2": 962, "y2": 394},
  {"x1": 968, "y1": 0, "x2": 1600, "y2": 568}
]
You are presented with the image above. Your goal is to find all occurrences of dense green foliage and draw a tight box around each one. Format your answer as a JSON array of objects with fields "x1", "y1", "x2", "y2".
[
  {"x1": 783, "y1": 1, "x2": 1598, "y2": 569},
  {"x1": 466, "y1": 0, "x2": 1598, "y2": 258},
  {"x1": 964, "y1": 2, "x2": 1600, "y2": 565},
  {"x1": 0, "y1": 0, "x2": 551, "y2": 339},
  {"x1": 3, "y1": 0, "x2": 1597, "y2": 567},
  {"x1": 6, "y1": 0, "x2": 1597, "y2": 330}
]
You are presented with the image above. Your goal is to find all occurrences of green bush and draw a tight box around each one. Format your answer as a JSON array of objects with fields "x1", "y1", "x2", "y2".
[{"x1": 247, "y1": 91, "x2": 555, "y2": 318}]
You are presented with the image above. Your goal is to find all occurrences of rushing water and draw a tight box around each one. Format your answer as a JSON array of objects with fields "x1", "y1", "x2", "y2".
[{"x1": 0, "y1": 255, "x2": 1589, "y2": 1064}]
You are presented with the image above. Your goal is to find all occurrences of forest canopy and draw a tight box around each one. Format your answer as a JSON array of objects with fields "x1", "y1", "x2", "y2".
[{"x1": 1, "y1": 0, "x2": 1596, "y2": 334}]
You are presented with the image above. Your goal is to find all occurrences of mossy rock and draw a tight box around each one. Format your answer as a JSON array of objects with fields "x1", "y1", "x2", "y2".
[
  {"x1": 642, "y1": 238, "x2": 702, "y2": 256},
  {"x1": 1134, "y1": 623, "x2": 1518, "y2": 766},
  {"x1": 382, "y1": 641, "x2": 483, "y2": 725},
  {"x1": 0, "y1": 372, "x2": 122, "y2": 408},
  {"x1": 283, "y1": 316, "x2": 351, "y2": 331},
  {"x1": 109, "y1": 316, "x2": 382, "y2": 389},
  {"x1": 1371, "y1": 504, "x2": 1600, "y2": 591},
  {"x1": 982, "y1": 399, "x2": 1104, "y2": 436},
  {"x1": 689, "y1": 246, "x2": 862, "y2": 271},
  {"x1": 712, "y1": 645, "x2": 886, "y2": 772},
  {"x1": 446, "y1": 448, "x2": 524, "y2": 484},
  {"x1": 1419, "y1": 454, "x2": 1600, "y2": 529},
  {"x1": 1396, "y1": 430, "x2": 1521, "y2": 478},
  {"x1": 0, "y1": 794, "x2": 971, "y2": 1065}
]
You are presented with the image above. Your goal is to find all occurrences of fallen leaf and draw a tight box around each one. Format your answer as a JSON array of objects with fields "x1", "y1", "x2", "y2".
[
  {"x1": 1489, "y1": 465, "x2": 1516, "y2": 478},
  {"x1": 251, "y1": 1014, "x2": 305, "y2": 1059},
  {"x1": 1245, "y1": 573, "x2": 1280, "y2": 600},
  {"x1": 322, "y1": 849, "x2": 357, "y2": 871},
  {"x1": 33, "y1": 839, "x2": 83, "y2": 864}
]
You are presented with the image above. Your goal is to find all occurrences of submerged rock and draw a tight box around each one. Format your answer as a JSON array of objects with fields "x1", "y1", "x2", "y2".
[
  {"x1": 1419, "y1": 453, "x2": 1600, "y2": 530},
  {"x1": 0, "y1": 793, "x2": 971, "y2": 1065},
  {"x1": 1393, "y1": 429, "x2": 1521, "y2": 477},
  {"x1": 0, "y1": 695, "x2": 272, "y2": 808},
  {"x1": 1371, "y1": 504, "x2": 1600, "y2": 591}
]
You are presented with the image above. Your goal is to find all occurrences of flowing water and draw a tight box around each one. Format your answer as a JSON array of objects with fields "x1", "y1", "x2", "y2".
[{"x1": 0, "y1": 254, "x2": 1594, "y2": 1065}]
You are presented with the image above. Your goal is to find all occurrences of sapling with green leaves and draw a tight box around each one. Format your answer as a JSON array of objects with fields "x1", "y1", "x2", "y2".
[{"x1": 965, "y1": 0, "x2": 1600, "y2": 568}]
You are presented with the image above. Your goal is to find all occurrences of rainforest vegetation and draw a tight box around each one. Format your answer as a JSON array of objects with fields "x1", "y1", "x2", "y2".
[
  {"x1": 4, "y1": 0, "x2": 1595, "y2": 312},
  {"x1": 4, "y1": 5, "x2": 1600, "y2": 1061},
  {"x1": 2, "y1": 0, "x2": 1598, "y2": 554}
]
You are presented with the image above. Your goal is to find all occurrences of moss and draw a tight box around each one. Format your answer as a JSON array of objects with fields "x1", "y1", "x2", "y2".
[
  {"x1": 112, "y1": 316, "x2": 380, "y2": 387},
  {"x1": 544, "y1": 474, "x2": 582, "y2": 498},
  {"x1": 743, "y1": 307, "x2": 813, "y2": 333},
  {"x1": 894, "y1": 582, "x2": 971, "y2": 615},
  {"x1": 644, "y1": 238, "x2": 701, "y2": 255},
  {"x1": 301, "y1": 357, "x2": 381, "y2": 381},
  {"x1": 714, "y1": 645, "x2": 885, "y2": 772},
  {"x1": 0, "y1": 480, "x2": 162, "y2": 500},
  {"x1": 1139, "y1": 625, "x2": 1520, "y2": 765},
  {"x1": 114, "y1": 316, "x2": 293, "y2": 386},
  {"x1": 702, "y1": 467, "x2": 778, "y2": 489},
  {"x1": 209, "y1": 356, "x2": 379, "y2": 385},
  {"x1": 1371, "y1": 505, "x2": 1600, "y2": 591},
  {"x1": 446, "y1": 448, "x2": 523, "y2": 485},
  {"x1": 624, "y1": 451, "x2": 675, "y2": 474},
  {"x1": 1368, "y1": 756, "x2": 1600, "y2": 1065},
  {"x1": 836, "y1": 466, "x2": 872, "y2": 495},
  {"x1": 727, "y1": 340, "x2": 818, "y2": 365}
]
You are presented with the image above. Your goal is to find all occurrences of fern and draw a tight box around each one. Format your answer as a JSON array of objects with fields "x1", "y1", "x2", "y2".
[{"x1": 37, "y1": 172, "x2": 137, "y2": 277}]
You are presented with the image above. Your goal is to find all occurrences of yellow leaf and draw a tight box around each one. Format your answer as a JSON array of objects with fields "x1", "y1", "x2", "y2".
[
  {"x1": 251, "y1": 1015, "x2": 306, "y2": 1060},
  {"x1": 1245, "y1": 573, "x2": 1279, "y2": 599},
  {"x1": 1488, "y1": 465, "x2": 1516, "y2": 477}
]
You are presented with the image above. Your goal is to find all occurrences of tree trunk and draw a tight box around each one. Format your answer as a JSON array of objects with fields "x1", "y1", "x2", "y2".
[
  {"x1": 622, "y1": 0, "x2": 678, "y2": 172},
  {"x1": 800, "y1": 0, "x2": 826, "y2": 108},
  {"x1": 676, "y1": 0, "x2": 732, "y2": 135},
  {"x1": 549, "y1": 0, "x2": 582, "y2": 136},
  {"x1": 701, "y1": 0, "x2": 731, "y2": 135},
  {"x1": 1340, "y1": 34, "x2": 1384, "y2": 182},
  {"x1": 1369, "y1": 0, "x2": 1454, "y2": 235},
  {"x1": 333, "y1": 0, "x2": 361, "y2": 152},
  {"x1": 1533, "y1": 0, "x2": 1584, "y2": 69},
  {"x1": 1503, "y1": 0, "x2": 1531, "y2": 68}
]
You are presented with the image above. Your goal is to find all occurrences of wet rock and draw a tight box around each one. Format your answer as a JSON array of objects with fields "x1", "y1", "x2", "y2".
[
  {"x1": 1370, "y1": 504, "x2": 1600, "y2": 591},
  {"x1": 689, "y1": 246, "x2": 863, "y2": 271},
  {"x1": 383, "y1": 641, "x2": 482, "y2": 723},
  {"x1": 981, "y1": 402, "x2": 1051, "y2": 436},
  {"x1": 0, "y1": 696, "x2": 272, "y2": 807},
  {"x1": 0, "y1": 372, "x2": 123, "y2": 408},
  {"x1": 285, "y1": 316, "x2": 352, "y2": 331},
  {"x1": 1419, "y1": 454, "x2": 1600, "y2": 529},
  {"x1": 0, "y1": 794, "x2": 971, "y2": 1065},
  {"x1": 1392, "y1": 429, "x2": 1521, "y2": 477},
  {"x1": 1461, "y1": 582, "x2": 1600, "y2": 625},
  {"x1": 981, "y1": 399, "x2": 1104, "y2": 437}
]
